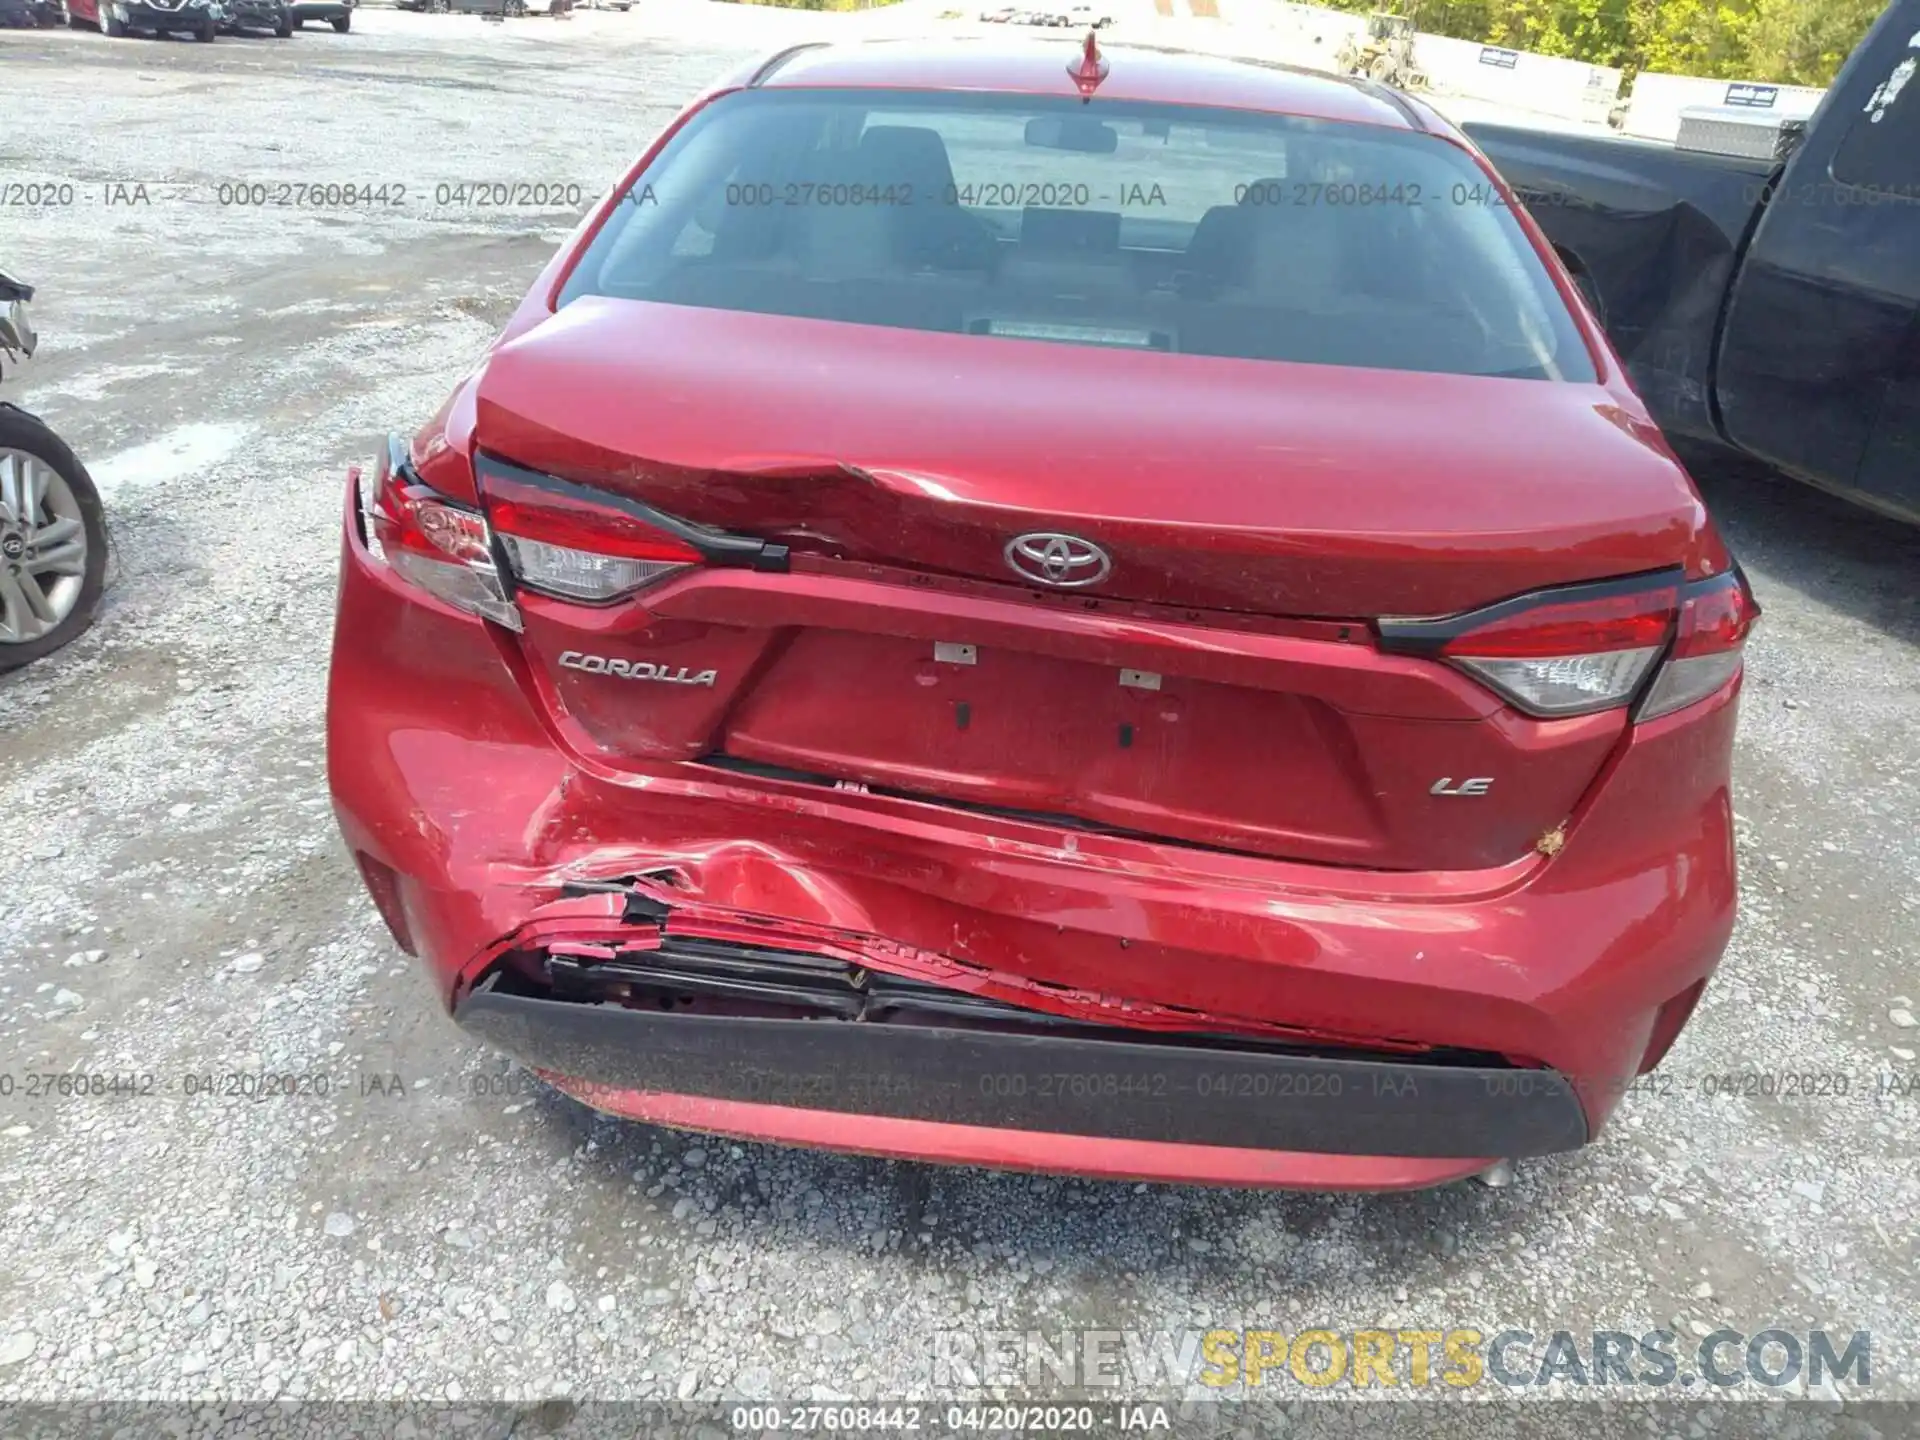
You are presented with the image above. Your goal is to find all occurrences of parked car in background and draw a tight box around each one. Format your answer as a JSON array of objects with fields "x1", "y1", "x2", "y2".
[
  {"x1": 223, "y1": 0, "x2": 292, "y2": 35},
  {"x1": 979, "y1": 5, "x2": 1015, "y2": 18},
  {"x1": 1470, "y1": 0, "x2": 1920, "y2": 523},
  {"x1": 330, "y1": 41, "x2": 1757, "y2": 1190},
  {"x1": 68, "y1": 0, "x2": 219, "y2": 38},
  {"x1": 1069, "y1": 3, "x2": 1113, "y2": 25},
  {"x1": 448, "y1": 0, "x2": 570, "y2": 15},
  {"x1": 0, "y1": 0, "x2": 62, "y2": 27},
  {"x1": 289, "y1": 0, "x2": 350, "y2": 28},
  {"x1": 1, "y1": 272, "x2": 108, "y2": 673}
]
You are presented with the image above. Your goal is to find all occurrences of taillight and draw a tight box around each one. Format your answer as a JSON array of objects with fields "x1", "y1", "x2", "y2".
[
  {"x1": 483, "y1": 469, "x2": 702, "y2": 604},
  {"x1": 476, "y1": 453, "x2": 786, "y2": 604},
  {"x1": 1379, "y1": 568, "x2": 1757, "y2": 721},
  {"x1": 354, "y1": 435, "x2": 520, "y2": 630},
  {"x1": 1635, "y1": 567, "x2": 1759, "y2": 721},
  {"x1": 1379, "y1": 572, "x2": 1679, "y2": 717}
]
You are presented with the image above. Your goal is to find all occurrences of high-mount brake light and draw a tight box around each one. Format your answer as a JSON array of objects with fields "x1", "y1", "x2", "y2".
[
  {"x1": 1378, "y1": 568, "x2": 1758, "y2": 721},
  {"x1": 354, "y1": 436, "x2": 520, "y2": 630},
  {"x1": 475, "y1": 455, "x2": 785, "y2": 605}
]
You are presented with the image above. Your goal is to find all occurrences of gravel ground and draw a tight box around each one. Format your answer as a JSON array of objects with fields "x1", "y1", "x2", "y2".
[{"x1": 0, "y1": 10, "x2": 1917, "y2": 1437}]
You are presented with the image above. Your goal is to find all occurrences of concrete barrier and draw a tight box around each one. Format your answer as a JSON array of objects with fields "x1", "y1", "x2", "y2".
[
  {"x1": 1414, "y1": 32, "x2": 1621, "y2": 124},
  {"x1": 1203, "y1": 0, "x2": 1369, "y2": 67},
  {"x1": 1624, "y1": 71, "x2": 1827, "y2": 142}
]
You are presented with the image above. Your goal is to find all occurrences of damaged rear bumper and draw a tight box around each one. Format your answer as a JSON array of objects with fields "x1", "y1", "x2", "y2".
[
  {"x1": 441, "y1": 894, "x2": 1586, "y2": 1186},
  {"x1": 327, "y1": 503, "x2": 1739, "y2": 1187},
  {"x1": 457, "y1": 973, "x2": 1590, "y2": 1162}
]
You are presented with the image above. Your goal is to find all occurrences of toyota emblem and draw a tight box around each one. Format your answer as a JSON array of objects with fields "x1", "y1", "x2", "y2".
[{"x1": 1004, "y1": 532, "x2": 1111, "y2": 589}]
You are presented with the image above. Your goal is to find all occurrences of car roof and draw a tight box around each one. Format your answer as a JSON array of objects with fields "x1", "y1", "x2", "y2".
[{"x1": 722, "y1": 38, "x2": 1434, "y2": 134}]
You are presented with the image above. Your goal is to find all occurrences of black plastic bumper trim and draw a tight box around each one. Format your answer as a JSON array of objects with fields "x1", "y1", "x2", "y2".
[{"x1": 454, "y1": 984, "x2": 1591, "y2": 1159}]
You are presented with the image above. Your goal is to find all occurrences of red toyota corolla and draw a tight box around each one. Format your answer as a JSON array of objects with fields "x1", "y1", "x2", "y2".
[{"x1": 327, "y1": 38, "x2": 1757, "y2": 1190}]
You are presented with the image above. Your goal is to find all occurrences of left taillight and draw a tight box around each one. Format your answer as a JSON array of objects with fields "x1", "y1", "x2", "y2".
[
  {"x1": 481, "y1": 466, "x2": 704, "y2": 605},
  {"x1": 353, "y1": 435, "x2": 521, "y2": 631},
  {"x1": 474, "y1": 453, "x2": 787, "y2": 605}
]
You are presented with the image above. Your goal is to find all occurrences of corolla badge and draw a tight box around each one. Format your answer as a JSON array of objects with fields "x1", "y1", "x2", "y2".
[
  {"x1": 1004, "y1": 532, "x2": 1111, "y2": 589},
  {"x1": 558, "y1": 651, "x2": 717, "y2": 687}
]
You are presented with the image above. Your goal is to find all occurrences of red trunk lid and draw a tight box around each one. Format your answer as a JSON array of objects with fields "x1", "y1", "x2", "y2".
[{"x1": 470, "y1": 299, "x2": 1708, "y2": 870}]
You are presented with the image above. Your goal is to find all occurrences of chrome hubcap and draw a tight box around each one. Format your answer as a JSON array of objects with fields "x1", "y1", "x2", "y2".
[{"x1": 0, "y1": 447, "x2": 88, "y2": 645}]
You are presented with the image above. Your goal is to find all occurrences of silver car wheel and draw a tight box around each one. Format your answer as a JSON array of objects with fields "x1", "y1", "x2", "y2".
[{"x1": 0, "y1": 446, "x2": 89, "y2": 645}]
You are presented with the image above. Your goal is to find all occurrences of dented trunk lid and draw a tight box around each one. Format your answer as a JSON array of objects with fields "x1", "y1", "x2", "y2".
[{"x1": 475, "y1": 298, "x2": 1707, "y2": 619}]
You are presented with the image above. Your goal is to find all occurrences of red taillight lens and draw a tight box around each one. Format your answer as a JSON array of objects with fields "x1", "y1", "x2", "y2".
[
  {"x1": 354, "y1": 437, "x2": 520, "y2": 630},
  {"x1": 485, "y1": 485, "x2": 705, "y2": 568},
  {"x1": 1435, "y1": 586, "x2": 1678, "y2": 658},
  {"x1": 1636, "y1": 568, "x2": 1759, "y2": 720},
  {"x1": 1439, "y1": 581, "x2": 1676, "y2": 717},
  {"x1": 1380, "y1": 573, "x2": 1680, "y2": 718},
  {"x1": 1378, "y1": 567, "x2": 1758, "y2": 722},
  {"x1": 1668, "y1": 568, "x2": 1760, "y2": 659},
  {"x1": 478, "y1": 462, "x2": 705, "y2": 604}
]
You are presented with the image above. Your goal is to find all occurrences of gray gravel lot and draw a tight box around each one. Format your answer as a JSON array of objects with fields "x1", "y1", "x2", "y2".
[{"x1": 0, "y1": 11, "x2": 1917, "y2": 1435}]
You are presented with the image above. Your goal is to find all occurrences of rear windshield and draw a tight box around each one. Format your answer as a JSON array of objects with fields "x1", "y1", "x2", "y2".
[{"x1": 559, "y1": 87, "x2": 1595, "y2": 382}]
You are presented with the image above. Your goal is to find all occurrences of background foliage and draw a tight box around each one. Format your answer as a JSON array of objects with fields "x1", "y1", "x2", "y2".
[{"x1": 1338, "y1": 0, "x2": 1886, "y2": 83}]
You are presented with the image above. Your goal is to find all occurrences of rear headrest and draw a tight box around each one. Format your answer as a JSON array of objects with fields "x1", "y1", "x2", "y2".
[
  {"x1": 794, "y1": 147, "x2": 898, "y2": 279},
  {"x1": 709, "y1": 171, "x2": 789, "y2": 261},
  {"x1": 858, "y1": 125, "x2": 959, "y2": 200},
  {"x1": 1183, "y1": 199, "x2": 1260, "y2": 293},
  {"x1": 1241, "y1": 194, "x2": 1348, "y2": 305},
  {"x1": 1179, "y1": 178, "x2": 1288, "y2": 291}
]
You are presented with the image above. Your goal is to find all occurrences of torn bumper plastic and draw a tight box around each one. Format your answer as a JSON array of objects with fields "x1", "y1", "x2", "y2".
[{"x1": 456, "y1": 969, "x2": 1591, "y2": 1161}]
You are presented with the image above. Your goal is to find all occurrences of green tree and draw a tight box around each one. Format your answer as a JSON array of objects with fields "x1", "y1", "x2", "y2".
[
  {"x1": 1323, "y1": 0, "x2": 1884, "y2": 84},
  {"x1": 1743, "y1": 0, "x2": 1884, "y2": 82}
]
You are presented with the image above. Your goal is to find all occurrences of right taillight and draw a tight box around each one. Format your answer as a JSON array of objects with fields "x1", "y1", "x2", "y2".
[
  {"x1": 1635, "y1": 567, "x2": 1760, "y2": 721},
  {"x1": 1378, "y1": 567, "x2": 1757, "y2": 721}
]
